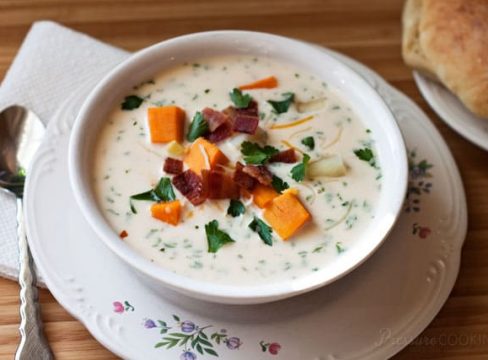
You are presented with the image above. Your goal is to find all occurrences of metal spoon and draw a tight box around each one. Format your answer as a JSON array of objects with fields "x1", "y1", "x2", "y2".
[{"x1": 0, "y1": 105, "x2": 53, "y2": 360}]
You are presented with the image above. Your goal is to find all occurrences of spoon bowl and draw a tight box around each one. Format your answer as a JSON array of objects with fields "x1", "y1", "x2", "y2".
[{"x1": 0, "y1": 106, "x2": 45, "y2": 197}]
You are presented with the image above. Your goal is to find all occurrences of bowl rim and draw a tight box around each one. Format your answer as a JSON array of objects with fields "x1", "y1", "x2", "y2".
[{"x1": 69, "y1": 30, "x2": 408, "y2": 304}]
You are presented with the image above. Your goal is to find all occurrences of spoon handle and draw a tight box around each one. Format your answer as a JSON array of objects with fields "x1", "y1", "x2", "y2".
[{"x1": 15, "y1": 198, "x2": 54, "y2": 360}]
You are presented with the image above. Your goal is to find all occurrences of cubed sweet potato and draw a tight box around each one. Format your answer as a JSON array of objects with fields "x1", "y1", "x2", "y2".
[
  {"x1": 263, "y1": 193, "x2": 311, "y2": 240},
  {"x1": 184, "y1": 137, "x2": 229, "y2": 175},
  {"x1": 151, "y1": 200, "x2": 181, "y2": 226},
  {"x1": 252, "y1": 184, "x2": 278, "y2": 208},
  {"x1": 148, "y1": 106, "x2": 185, "y2": 143}
]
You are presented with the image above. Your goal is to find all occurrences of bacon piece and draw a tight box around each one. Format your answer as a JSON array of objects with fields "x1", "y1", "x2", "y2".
[
  {"x1": 238, "y1": 100, "x2": 259, "y2": 117},
  {"x1": 119, "y1": 230, "x2": 128, "y2": 239},
  {"x1": 172, "y1": 170, "x2": 207, "y2": 205},
  {"x1": 202, "y1": 170, "x2": 240, "y2": 199},
  {"x1": 163, "y1": 157, "x2": 183, "y2": 175},
  {"x1": 202, "y1": 107, "x2": 230, "y2": 132},
  {"x1": 270, "y1": 148, "x2": 297, "y2": 163},
  {"x1": 233, "y1": 114, "x2": 259, "y2": 134},
  {"x1": 225, "y1": 101, "x2": 260, "y2": 135},
  {"x1": 242, "y1": 165, "x2": 273, "y2": 186},
  {"x1": 233, "y1": 162, "x2": 257, "y2": 191},
  {"x1": 206, "y1": 121, "x2": 233, "y2": 143},
  {"x1": 201, "y1": 107, "x2": 234, "y2": 143}
]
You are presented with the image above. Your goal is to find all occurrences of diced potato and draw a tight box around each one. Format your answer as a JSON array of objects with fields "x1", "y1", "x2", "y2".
[
  {"x1": 296, "y1": 97, "x2": 326, "y2": 113},
  {"x1": 167, "y1": 141, "x2": 185, "y2": 156},
  {"x1": 308, "y1": 155, "x2": 347, "y2": 178}
]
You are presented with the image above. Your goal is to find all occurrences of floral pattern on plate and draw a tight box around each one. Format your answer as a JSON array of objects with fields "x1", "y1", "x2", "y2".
[
  {"x1": 405, "y1": 149, "x2": 434, "y2": 213},
  {"x1": 144, "y1": 313, "x2": 249, "y2": 358}
]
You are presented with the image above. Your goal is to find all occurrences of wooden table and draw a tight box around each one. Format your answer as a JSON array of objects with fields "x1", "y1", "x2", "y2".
[{"x1": 0, "y1": 0, "x2": 487, "y2": 358}]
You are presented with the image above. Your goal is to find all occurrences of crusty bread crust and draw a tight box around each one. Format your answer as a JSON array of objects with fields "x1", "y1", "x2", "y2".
[
  {"x1": 402, "y1": 0, "x2": 488, "y2": 119},
  {"x1": 402, "y1": 0, "x2": 438, "y2": 78}
]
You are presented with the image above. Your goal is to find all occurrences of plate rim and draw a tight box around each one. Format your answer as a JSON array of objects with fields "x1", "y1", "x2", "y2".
[{"x1": 413, "y1": 70, "x2": 488, "y2": 152}]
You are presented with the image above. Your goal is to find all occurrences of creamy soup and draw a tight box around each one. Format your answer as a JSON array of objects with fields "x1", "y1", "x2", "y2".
[{"x1": 93, "y1": 55, "x2": 381, "y2": 286}]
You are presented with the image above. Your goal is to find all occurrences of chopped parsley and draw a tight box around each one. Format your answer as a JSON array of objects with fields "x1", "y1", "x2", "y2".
[
  {"x1": 121, "y1": 95, "x2": 144, "y2": 110},
  {"x1": 205, "y1": 220, "x2": 235, "y2": 253},
  {"x1": 154, "y1": 177, "x2": 176, "y2": 202},
  {"x1": 271, "y1": 175, "x2": 289, "y2": 193},
  {"x1": 129, "y1": 177, "x2": 175, "y2": 213},
  {"x1": 336, "y1": 242, "x2": 345, "y2": 253},
  {"x1": 249, "y1": 217, "x2": 273, "y2": 246},
  {"x1": 229, "y1": 88, "x2": 252, "y2": 108},
  {"x1": 187, "y1": 111, "x2": 209, "y2": 142},
  {"x1": 301, "y1": 136, "x2": 315, "y2": 150},
  {"x1": 290, "y1": 153, "x2": 311, "y2": 182},
  {"x1": 240, "y1": 141, "x2": 279, "y2": 164},
  {"x1": 227, "y1": 199, "x2": 245, "y2": 217},
  {"x1": 354, "y1": 147, "x2": 376, "y2": 167},
  {"x1": 268, "y1": 92, "x2": 294, "y2": 114}
]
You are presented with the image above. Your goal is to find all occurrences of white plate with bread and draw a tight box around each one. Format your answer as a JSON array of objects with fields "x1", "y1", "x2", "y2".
[{"x1": 402, "y1": 0, "x2": 488, "y2": 151}]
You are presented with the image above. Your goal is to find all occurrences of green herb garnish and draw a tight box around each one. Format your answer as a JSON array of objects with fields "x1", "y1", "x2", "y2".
[
  {"x1": 205, "y1": 220, "x2": 235, "y2": 253},
  {"x1": 121, "y1": 95, "x2": 144, "y2": 110},
  {"x1": 187, "y1": 111, "x2": 209, "y2": 142},
  {"x1": 354, "y1": 147, "x2": 376, "y2": 167},
  {"x1": 271, "y1": 175, "x2": 289, "y2": 193},
  {"x1": 336, "y1": 242, "x2": 345, "y2": 253},
  {"x1": 268, "y1": 92, "x2": 294, "y2": 114},
  {"x1": 241, "y1": 141, "x2": 279, "y2": 165},
  {"x1": 154, "y1": 177, "x2": 176, "y2": 202},
  {"x1": 129, "y1": 177, "x2": 175, "y2": 213},
  {"x1": 229, "y1": 88, "x2": 252, "y2": 108},
  {"x1": 301, "y1": 136, "x2": 315, "y2": 150},
  {"x1": 249, "y1": 217, "x2": 273, "y2": 246},
  {"x1": 227, "y1": 199, "x2": 245, "y2": 217},
  {"x1": 290, "y1": 153, "x2": 311, "y2": 182}
]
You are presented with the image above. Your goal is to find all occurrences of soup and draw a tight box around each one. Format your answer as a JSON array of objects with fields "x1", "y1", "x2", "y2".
[{"x1": 93, "y1": 55, "x2": 381, "y2": 285}]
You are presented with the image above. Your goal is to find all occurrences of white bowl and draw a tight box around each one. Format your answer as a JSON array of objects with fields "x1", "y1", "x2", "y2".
[{"x1": 69, "y1": 31, "x2": 408, "y2": 304}]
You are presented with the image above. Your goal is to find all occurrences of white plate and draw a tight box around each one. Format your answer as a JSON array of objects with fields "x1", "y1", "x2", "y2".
[
  {"x1": 24, "y1": 50, "x2": 467, "y2": 360},
  {"x1": 413, "y1": 71, "x2": 488, "y2": 151}
]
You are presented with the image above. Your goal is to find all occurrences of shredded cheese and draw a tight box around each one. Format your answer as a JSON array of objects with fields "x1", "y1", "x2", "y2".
[
  {"x1": 269, "y1": 115, "x2": 314, "y2": 130},
  {"x1": 198, "y1": 144, "x2": 211, "y2": 170},
  {"x1": 324, "y1": 201, "x2": 353, "y2": 231},
  {"x1": 322, "y1": 126, "x2": 343, "y2": 150},
  {"x1": 281, "y1": 140, "x2": 305, "y2": 154},
  {"x1": 138, "y1": 142, "x2": 164, "y2": 159},
  {"x1": 289, "y1": 126, "x2": 313, "y2": 141},
  {"x1": 298, "y1": 183, "x2": 316, "y2": 205}
]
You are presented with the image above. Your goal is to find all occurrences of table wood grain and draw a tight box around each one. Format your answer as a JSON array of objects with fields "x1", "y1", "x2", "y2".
[{"x1": 0, "y1": 0, "x2": 487, "y2": 359}]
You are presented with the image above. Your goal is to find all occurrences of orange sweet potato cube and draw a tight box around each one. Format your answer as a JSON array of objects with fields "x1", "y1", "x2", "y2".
[
  {"x1": 263, "y1": 193, "x2": 311, "y2": 240},
  {"x1": 252, "y1": 184, "x2": 279, "y2": 208},
  {"x1": 151, "y1": 200, "x2": 181, "y2": 226},
  {"x1": 184, "y1": 137, "x2": 229, "y2": 175},
  {"x1": 148, "y1": 106, "x2": 185, "y2": 143}
]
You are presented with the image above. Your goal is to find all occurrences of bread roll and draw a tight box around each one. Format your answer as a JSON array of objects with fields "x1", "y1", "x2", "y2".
[{"x1": 402, "y1": 0, "x2": 488, "y2": 119}]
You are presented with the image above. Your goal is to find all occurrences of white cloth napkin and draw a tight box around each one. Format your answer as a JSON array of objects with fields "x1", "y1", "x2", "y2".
[{"x1": 0, "y1": 21, "x2": 130, "y2": 285}]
